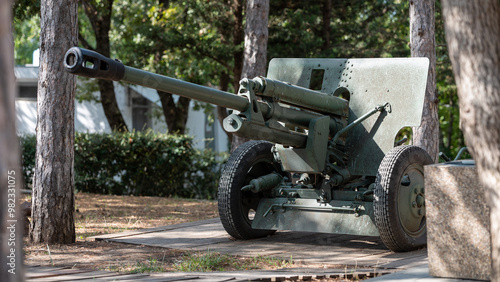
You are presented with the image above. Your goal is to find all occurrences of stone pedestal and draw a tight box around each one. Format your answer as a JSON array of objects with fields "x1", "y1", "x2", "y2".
[{"x1": 425, "y1": 161, "x2": 491, "y2": 281}]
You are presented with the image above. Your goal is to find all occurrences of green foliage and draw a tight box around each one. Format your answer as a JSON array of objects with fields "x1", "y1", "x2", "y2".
[
  {"x1": 13, "y1": 0, "x2": 467, "y2": 161},
  {"x1": 19, "y1": 134, "x2": 36, "y2": 189},
  {"x1": 13, "y1": 14, "x2": 40, "y2": 65},
  {"x1": 435, "y1": 1, "x2": 465, "y2": 159},
  {"x1": 19, "y1": 132, "x2": 224, "y2": 199},
  {"x1": 268, "y1": 0, "x2": 410, "y2": 59},
  {"x1": 185, "y1": 149, "x2": 227, "y2": 200},
  {"x1": 75, "y1": 77, "x2": 101, "y2": 103},
  {"x1": 112, "y1": 0, "x2": 232, "y2": 124},
  {"x1": 13, "y1": 0, "x2": 40, "y2": 21}
]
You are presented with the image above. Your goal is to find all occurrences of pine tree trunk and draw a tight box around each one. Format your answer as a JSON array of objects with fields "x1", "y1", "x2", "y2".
[
  {"x1": 30, "y1": 0, "x2": 78, "y2": 244},
  {"x1": 81, "y1": 0, "x2": 128, "y2": 132},
  {"x1": 231, "y1": 0, "x2": 270, "y2": 152},
  {"x1": 0, "y1": 0, "x2": 25, "y2": 279},
  {"x1": 441, "y1": 1, "x2": 500, "y2": 280},
  {"x1": 216, "y1": 0, "x2": 243, "y2": 146},
  {"x1": 158, "y1": 91, "x2": 190, "y2": 134},
  {"x1": 232, "y1": 0, "x2": 245, "y2": 92},
  {"x1": 410, "y1": 0, "x2": 439, "y2": 162}
]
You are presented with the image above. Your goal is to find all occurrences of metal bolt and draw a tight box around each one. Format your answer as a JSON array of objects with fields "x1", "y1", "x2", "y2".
[
  {"x1": 412, "y1": 201, "x2": 417, "y2": 208},
  {"x1": 418, "y1": 209, "x2": 423, "y2": 216},
  {"x1": 228, "y1": 118, "x2": 236, "y2": 125},
  {"x1": 414, "y1": 188, "x2": 419, "y2": 194},
  {"x1": 421, "y1": 187, "x2": 425, "y2": 194},
  {"x1": 416, "y1": 195, "x2": 425, "y2": 207}
]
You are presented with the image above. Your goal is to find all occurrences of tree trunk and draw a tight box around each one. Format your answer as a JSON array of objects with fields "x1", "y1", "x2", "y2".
[
  {"x1": 241, "y1": 0, "x2": 270, "y2": 79},
  {"x1": 232, "y1": 0, "x2": 245, "y2": 92},
  {"x1": 322, "y1": 0, "x2": 332, "y2": 52},
  {"x1": 149, "y1": 0, "x2": 191, "y2": 135},
  {"x1": 0, "y1": 0, "x2": 25, "y2": 280},
  {"x1": 217, "y1": 71, "x2": 232, "y2": 144},
  {"x1": 30, "y1": 0, "x2": 78, "y2": 244},
  {"x1": 410, "y1": 0, "x2": 439, "y2": 162},
  {"x1": 81, "y1": 0, "x2": 128, "y2": 132},
  {"x1": 158, "y1": 91, "x2": 190, "y2": 134},
  {"x1": 99, "y1": 79, "x2": 128, "y2": 131},
  {"x1": 215, "y1": 0, "x2": 243, "y2": 145},
  {"x1": 441, "y1": 1, "x2": 500, "y2": 280},
  {"x1": 231, "y1": 0, "x2": 270, "y2": 152}
]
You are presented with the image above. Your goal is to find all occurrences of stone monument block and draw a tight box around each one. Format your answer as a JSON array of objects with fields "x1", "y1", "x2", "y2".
[{"x1": 425, "y1": 161, "x2": 491, "y2": 281}]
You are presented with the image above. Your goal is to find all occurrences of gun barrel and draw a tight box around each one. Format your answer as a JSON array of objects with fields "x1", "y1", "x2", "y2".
[
  {"x1": 64, "y1": 47, "x2": 250, "y2": 112},
  {"x1": 64, "y1": 47, "x2": 344, "y2": 137},
  {"x1": 123, "y1": 66, "x2": 250, "y2": 112}
]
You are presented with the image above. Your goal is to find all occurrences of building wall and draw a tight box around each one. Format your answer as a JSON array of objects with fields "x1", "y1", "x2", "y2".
[{"x1": 15, "y1": 66, "x2": 229, "y2": 153}]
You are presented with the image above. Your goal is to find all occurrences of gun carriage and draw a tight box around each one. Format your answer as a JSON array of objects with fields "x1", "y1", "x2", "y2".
[{"x1": 64, "y1": 47, "x2": 432, "y2": 252}]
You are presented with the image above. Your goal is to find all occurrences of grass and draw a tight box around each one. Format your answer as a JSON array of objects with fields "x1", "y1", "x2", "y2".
[
  {"x1": 129, "y1": 258, "x2": 167, "y2": 274},
  {"x1": 174, "y1": 250, "x2": 294, "y2": 272}
]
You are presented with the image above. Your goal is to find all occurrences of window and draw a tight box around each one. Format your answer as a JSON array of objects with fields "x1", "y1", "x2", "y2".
[{"x1": 18, "y1": 85, "x2": 38, "y2": 99}]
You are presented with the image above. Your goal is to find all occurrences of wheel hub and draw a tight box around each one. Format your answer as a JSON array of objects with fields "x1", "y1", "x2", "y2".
[
  {"x1": 409, "y1": 185, "x2": 425, "y2": 218},
  {"x1": 398, "y1": 167, "x2": 426, "y2": 237}
]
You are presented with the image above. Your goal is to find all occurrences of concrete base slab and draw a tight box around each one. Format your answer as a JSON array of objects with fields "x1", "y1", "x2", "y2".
[
  {"x1": 367, "y1": 263, "x2": 478, "y2": 281},
  {"x1": 91, "y1": 218, "x2": 427, "y2": 270}
]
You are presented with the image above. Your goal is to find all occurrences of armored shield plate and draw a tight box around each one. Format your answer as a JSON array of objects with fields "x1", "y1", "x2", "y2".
[{"x1": 267, "y1": 58, "x2": 429, "y2": 176}]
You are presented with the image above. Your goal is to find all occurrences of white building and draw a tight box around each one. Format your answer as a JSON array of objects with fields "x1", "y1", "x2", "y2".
[{"x1": 14, "y1": 65, "x2": 229, "y2": 153}]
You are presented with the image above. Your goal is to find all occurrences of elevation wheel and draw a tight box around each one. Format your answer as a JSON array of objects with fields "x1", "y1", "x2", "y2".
[
  {"x1": 218, "y1": 140, "x2": 281, "y2": 239},
  {"x1": 374, "y1": 145, "x2": 433, "y2": 252}
]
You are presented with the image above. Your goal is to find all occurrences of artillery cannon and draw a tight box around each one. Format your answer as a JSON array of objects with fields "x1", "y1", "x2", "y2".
[{"x1": 64, "y1": 47, "x2": 432, "y2": 252}]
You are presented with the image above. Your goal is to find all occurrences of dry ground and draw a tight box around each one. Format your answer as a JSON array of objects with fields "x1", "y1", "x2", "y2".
[{"x1": 23, "y1": 193, "x2": 298, "y2": 273}]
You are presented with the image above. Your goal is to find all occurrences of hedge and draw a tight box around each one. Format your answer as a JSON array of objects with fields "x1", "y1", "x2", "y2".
[{"x1": 20, "y1": 132, "x2": 224, "y2": 199}]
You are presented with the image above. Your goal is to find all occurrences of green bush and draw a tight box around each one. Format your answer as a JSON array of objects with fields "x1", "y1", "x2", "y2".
[
  {"x1": 19, "y1": 132, "x2": 224, "y2": 199},
  {"x1": 20, "y1": 134, "x2": 36, "y2": 190}
]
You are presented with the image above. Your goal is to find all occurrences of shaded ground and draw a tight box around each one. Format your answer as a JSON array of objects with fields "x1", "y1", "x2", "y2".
[
  {"x1": 23, "y1": 193, "x2": 297, "y2": 273},
  {"x1": 72, "y1": 193, "x2": 219, "y2": 239}
]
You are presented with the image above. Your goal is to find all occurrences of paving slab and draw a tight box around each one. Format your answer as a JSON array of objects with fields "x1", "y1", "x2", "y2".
[
  {"x1": 91, "y1": 217, "x2": 427, "y2": 270},
  {"x1": 25, "y1": 265, "x2": 394, "y2": 281},
  {"x1": 366, "y1": 263, "x2": 479, "y2": 281}
]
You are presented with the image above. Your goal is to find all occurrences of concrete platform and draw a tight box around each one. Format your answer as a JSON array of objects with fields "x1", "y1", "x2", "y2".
[
  {"x1": 368, "y1": 263, "x2": 478, "y2": 281},
  {"x1": 89, "y1": 218, "x2": 486, "y2": 281},
  {"x1": 91, "y1": 218, "x2": 428, "y2": 270}
]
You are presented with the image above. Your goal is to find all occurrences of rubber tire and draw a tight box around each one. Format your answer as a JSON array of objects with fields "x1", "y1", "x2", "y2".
[
  {"x1": 374, "y1": 145, "x2": 433, "y2": 252},
  {"x1": 218, "y1": 140, "x2": 280, "y2": 240}
]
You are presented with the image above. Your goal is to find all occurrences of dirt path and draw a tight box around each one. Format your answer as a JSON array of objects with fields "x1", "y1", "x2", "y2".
[
  {"x1": 24, "y1": 193, "x2": 301, "y2": 273},
  {"x1": 24, "y1": 193, "x2": 220, "y2": 272}
]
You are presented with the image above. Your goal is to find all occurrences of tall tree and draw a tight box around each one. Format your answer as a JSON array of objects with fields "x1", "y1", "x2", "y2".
[
  {"x1": 217, "y1": 0, "x2": 245, "y2": 143},
  {"x1": 441, "y1": 1, "x2": 500, "y2": 280},
  {"x1": 1, "y1": 0, "x2": 25, "y2": 280},
  {"x1": 80, "y1": 0, "x2": 128, "y2": 132},
  {"x1": 231, "y1": 0, "x2": 270, "y2": 151},
  {"x1": 153, "y1": 0, "x2": 191, "y2": 134},
  {"x1": 30, "y1": 0, "x2": 78, "y2": 244},
  {"x1": 410, "y1": 0, "x2": 439, "y2": 162},
  {"x1": 113, "y1": 0, "x2": 244, "y2": 135}
]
